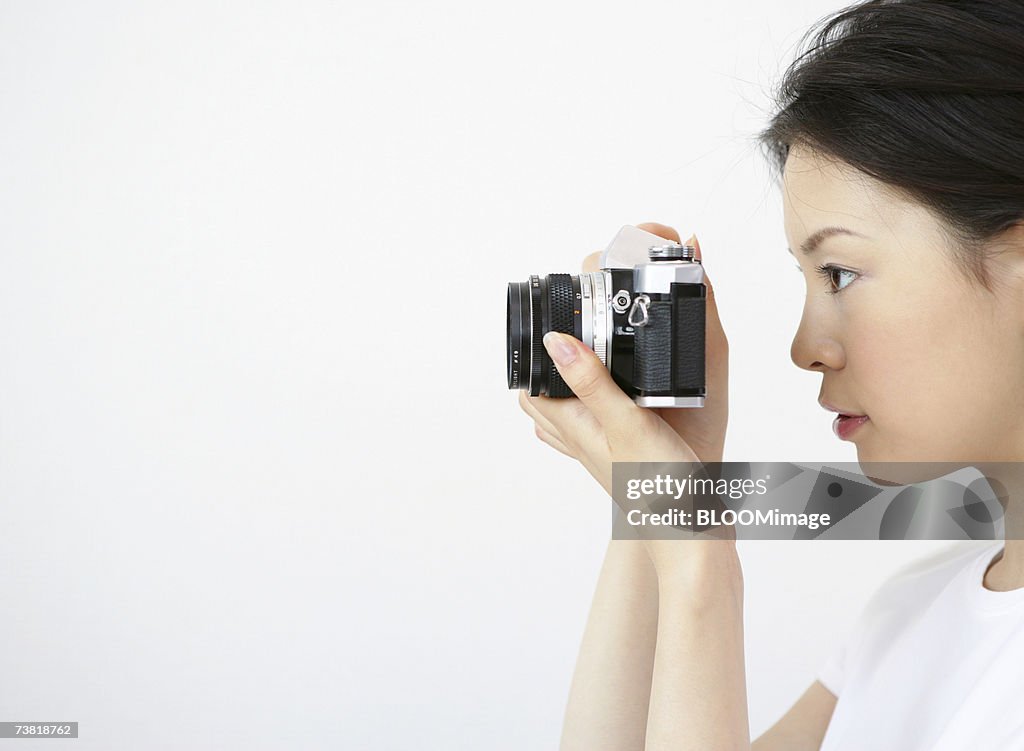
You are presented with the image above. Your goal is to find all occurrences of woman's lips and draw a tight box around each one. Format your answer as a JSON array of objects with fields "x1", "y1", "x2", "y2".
[{"x1": 833, "y1": 414, "x2": 869, "y2": 440}]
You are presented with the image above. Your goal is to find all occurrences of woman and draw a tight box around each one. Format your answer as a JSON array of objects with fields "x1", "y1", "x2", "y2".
[{"x1": 517, "y1": 1, "x2": 1024, "y2": 749}]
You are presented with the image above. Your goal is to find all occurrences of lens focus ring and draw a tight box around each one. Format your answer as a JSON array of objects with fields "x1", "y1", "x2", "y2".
[
  {"x1": 529, "y1": 276, "x2": 544, "y2": 395},
  {"x1": 546, "y1": 274, "x2": 575, "y2": 398}
]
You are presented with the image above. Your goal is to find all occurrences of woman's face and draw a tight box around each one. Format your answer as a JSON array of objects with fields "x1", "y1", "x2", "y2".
[{"x1": 783, "y1": 143, "x2": 1024, "y2": 464}]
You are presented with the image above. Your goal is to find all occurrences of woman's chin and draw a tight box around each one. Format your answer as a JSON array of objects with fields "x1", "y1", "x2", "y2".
[{"x1": 854, "y1": 439, "x2": 984, "y2": 486}]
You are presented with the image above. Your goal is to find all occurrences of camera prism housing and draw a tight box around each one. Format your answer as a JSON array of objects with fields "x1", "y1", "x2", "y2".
[{"x1": 507, "y1": 225, "x2": 706, "y2": 408}]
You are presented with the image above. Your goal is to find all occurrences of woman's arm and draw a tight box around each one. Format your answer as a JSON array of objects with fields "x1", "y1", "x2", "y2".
[
  {"x1": 560, "y1": 539, "x2": 659, "y2": 751},
  {"x1": 520, "y1": 339, "x2": 754, "y2": 748},
  {"x1": 644, "y1": 543, "x2": 750, "y2": 750},
  {"x1": 647, "y1": 539, "x2": 838, "y2": 751},
  {"x1": 519, "y1": 336, "x2": 758, "y2": 748},
  {"x1": 753, "y1": 680, "x2": 837, "y2": 751},
  {"x1": 561, "y1": 536, "x2": 837, "y2": 751}
]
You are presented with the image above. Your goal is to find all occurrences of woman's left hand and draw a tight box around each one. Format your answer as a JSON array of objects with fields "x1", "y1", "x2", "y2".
[{"x1": 518, "y1": 331, "x2": 700, "y2": 496}]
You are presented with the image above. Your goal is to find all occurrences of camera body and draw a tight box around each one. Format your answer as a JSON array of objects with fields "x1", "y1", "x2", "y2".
[{"x1": 507, "y1": 225, "x2": 706, "y2": 408}]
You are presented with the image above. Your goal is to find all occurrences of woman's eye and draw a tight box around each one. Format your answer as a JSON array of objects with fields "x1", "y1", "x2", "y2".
[{"x1": 815, "y1": 263, "x2": 858, "y2": 294}]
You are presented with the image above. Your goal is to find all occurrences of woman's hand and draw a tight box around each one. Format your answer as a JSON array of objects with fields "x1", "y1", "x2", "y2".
[
  {"x1": 518, "y1": 330, "x2": 701, "y2": 496},
  {"x1": 518, "y1": 329, "x2": 737, "y2": 575}
]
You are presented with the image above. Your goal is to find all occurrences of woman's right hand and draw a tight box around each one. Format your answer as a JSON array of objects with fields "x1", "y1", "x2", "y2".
[{"x1": 579, "y1": 221, "x2": 730, "y2": 465}]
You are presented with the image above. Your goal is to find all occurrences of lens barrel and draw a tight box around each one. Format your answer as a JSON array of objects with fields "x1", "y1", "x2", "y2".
[{"x1": 506, "y1": 273, "x2": 581, "y2": 397}]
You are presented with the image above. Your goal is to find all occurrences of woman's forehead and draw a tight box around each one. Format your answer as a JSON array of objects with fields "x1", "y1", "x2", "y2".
[
  {"x1": 781, "y1": 146, "x2": 943, "y2": 253},
  {"x1": 783, "y1": 147, "x2": 889, "y2": 218}
]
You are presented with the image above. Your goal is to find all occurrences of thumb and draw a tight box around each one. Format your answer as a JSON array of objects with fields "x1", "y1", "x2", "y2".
[{"x1": 542, "y1": 332, "x2": 638, "y2": 432}]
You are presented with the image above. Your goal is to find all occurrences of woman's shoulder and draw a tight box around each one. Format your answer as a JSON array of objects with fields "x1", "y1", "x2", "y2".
[
  {"x1": 817, "y1": 542, "x2": 1001, "y2": 697},
  {"x1": 859, "y1": 542, "x2": 997, "y2": 629}
]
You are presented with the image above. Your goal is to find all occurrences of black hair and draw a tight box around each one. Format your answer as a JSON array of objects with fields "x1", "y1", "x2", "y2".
[{"x1": 759, "y1": 0, "x2": 1024, "y2": 289}]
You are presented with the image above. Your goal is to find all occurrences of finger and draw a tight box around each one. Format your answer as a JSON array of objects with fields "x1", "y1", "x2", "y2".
[
  {"x1": 637, "y1": 222, "x2": 681, "y2": 243},
  {"x1": 540, "y1": 331, "x2": 640, "y2": 441},
  {"x1": 528, "y1": 391, "x2": 603, "y2": 454},
  {"x1": 582, "y1": 251, "x2": 601, "y2": 273},
  {"x1": 519, "y1": 390, "x2": 569, "y2": 444},
  {"x1": 534, "y1": 424, "x2": 574, "y2": 457},
  {"x1": 538, "y1": 421, "x2": 610, "y2": 493}
]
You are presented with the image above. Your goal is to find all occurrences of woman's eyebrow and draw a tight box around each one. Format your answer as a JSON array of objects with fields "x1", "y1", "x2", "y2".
[{"x1": 787, "y1": 226, "x2": 868, "y2": 256}]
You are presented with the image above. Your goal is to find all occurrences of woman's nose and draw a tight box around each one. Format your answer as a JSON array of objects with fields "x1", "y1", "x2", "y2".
[{"x1": 790, "y1": 317, "x2": 845, "y2": 372}]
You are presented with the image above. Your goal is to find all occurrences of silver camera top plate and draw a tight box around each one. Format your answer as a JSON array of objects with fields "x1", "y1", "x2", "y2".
[{"x1": 601, "y1": 225, "x2": 705, "y2": 293}]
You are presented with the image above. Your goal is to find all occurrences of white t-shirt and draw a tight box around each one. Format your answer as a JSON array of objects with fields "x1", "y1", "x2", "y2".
[{"x1": 818, "y1": 541, "x2": 1024, "y2": 751}]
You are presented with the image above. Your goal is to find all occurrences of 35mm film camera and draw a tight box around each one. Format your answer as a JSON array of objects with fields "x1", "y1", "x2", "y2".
[{"x1": 506, "y1": 225, "x2": 706, "y2": 407}]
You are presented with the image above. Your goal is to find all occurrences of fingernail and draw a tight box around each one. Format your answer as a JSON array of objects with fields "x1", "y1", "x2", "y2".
[
  {"x1": 686, "y1": 233, "x2": 702, "y2": 261},
  {"x1": 543, "y1": 332, "x2": 577, "y2": 366}
]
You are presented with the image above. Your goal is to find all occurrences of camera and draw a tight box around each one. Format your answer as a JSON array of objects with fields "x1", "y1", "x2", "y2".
[{"x1": 506, "y1": 225, "x2": 706, "y2": 408}]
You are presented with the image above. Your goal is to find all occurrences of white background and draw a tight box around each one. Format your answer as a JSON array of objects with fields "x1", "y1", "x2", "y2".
[{"x1": 0, "y1": 1, "x2": 957, "y2": 748}]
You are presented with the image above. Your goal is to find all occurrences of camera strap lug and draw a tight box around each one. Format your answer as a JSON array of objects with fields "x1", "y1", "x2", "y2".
[{"x1": 627, "y1": 294, "x2": 651, "y2": 328}]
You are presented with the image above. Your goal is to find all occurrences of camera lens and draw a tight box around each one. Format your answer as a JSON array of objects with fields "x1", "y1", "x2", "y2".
[{"x1": 507, "y1": 273, "x2": 588, "y2": 397}]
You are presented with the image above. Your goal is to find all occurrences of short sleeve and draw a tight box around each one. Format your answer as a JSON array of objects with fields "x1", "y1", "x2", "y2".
[
  {"x1": 817, "y1": 636, "x2": 849, "y2": 697},
  {"x1": 814, "y1": 559, "x2": 922, "y2": 698},
  {"x1": 815, "y1": 544, "x2": 980, "y2": 700},
  {"x1": 815, "y1": 590, "x2": 879, "y2": 698}
]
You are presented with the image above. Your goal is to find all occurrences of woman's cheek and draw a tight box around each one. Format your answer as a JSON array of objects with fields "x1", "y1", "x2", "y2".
[{"x1": 845, "y1": 318, "x2": 932, "y2": 441}]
